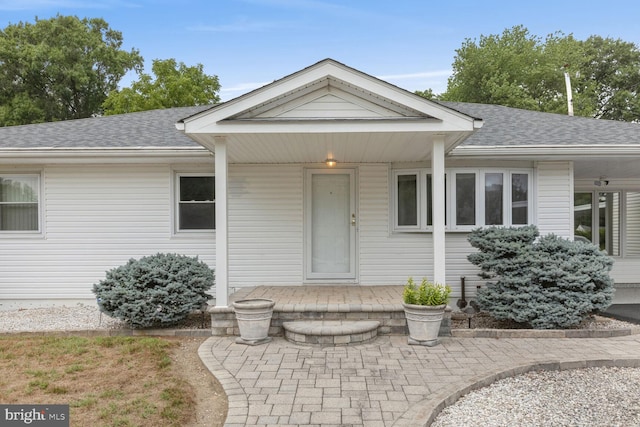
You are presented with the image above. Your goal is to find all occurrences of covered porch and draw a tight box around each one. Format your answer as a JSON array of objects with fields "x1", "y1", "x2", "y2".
[{"x1": 177, "y1": 59, "x2": 482, "y2": 309}]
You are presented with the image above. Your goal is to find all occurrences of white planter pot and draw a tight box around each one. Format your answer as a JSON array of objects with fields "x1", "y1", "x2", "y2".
[
  {"x1": 232, "y1": 298, "x2": 275, "y2": 345},
  {"x1": 402, "y1": 302, "x2": 446, "y2": 346}
]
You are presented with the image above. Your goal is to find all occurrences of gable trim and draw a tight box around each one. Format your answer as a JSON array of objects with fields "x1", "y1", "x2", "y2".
[{"x1": 180, "y1": 59, "x2": 480, "y2": 134}]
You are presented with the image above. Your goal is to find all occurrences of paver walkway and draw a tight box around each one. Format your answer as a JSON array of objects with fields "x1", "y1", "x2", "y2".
[{"x1": 199, "y1": 333, "x2": 640, "y2": 426}]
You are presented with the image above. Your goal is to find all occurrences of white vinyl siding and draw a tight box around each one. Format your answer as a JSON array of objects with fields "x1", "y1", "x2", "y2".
[
  {"x1": 254, "y1": 92, "x2": 406, "y2": 119},
  {"x1": 360, "y1": 164, "x2": 434, "y2": 283},
  {"x1": 0, "y1": 164, "x2": 215, "y2": 303},
  {"x1": 227, "y1": 165, "x2": 304, "y2": 288},
  {"x1": 627, "y1": 192, "x2": 640, "y2": 256},
  {"x1": 536, "y1": 161, "x2": 573, "y2": 238},
  {"x1": 359, "y1": 165, "x2": 480, "y2": 293},
  {"x1": 5, "y1": 159, "x2": 636, "y2": 305}
]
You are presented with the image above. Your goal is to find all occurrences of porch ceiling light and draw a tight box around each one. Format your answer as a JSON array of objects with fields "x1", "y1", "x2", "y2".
[{"x1": 325, "y1": 158, "x2": 337, "y2": 167}]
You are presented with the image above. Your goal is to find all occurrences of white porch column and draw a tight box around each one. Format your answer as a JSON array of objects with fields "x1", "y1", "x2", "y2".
[
  {"x1": 431, "y1": 136, "x2": 446, "y2": 284},
  {"x1": 214, "y1": 136, "x2": 229, "y2": 307}
]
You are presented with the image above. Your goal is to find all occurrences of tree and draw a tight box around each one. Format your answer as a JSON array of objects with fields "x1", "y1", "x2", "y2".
[
  {"x1": 441, "y1": 25, "x2": 640, "y2": 121},
  {"x1": 468, "y1": 226, "x2": 614, "y2": 329},
  {"x1": 0, "y1": 15, "x2": 143, "y2": 126},
  {"x1": 579, "y1": 35, "x2": 640, "y2": 121},
  {"x1": 414, "y1": 88, "x2": 439, "y2": 100},
  {"x1": 103, "y1": 59, "x2": 220, "y2": 115}
]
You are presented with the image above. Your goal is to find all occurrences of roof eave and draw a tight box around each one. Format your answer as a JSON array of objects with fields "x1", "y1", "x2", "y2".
[
  {"x1": 0, "y1": 147, "x2": 212, "y2": 164},
  {"x1": 451, "y1": 144, "x2": 640, "y2": 158}
]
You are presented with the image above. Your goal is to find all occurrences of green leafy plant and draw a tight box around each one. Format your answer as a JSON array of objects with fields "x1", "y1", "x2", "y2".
[
  {"x1": 403, "y1": 277, "x2": 451, "y2": 306},
  {"x1": 468, "y1": 226, "x2": 614, "y2": 329},
  {"x1": 93, "y1": 253, "x2": 214, "y2": 329}
]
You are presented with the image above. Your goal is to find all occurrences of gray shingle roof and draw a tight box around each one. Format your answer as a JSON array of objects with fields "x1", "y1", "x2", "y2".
[
  {"x1": 440, "y1": 102, "x2": 640, "y2": 146},
  {"x1": 1, "y1": 102, "x2": 638, "y2": 151},
  {"x1": 0, "y1": 106, "x2": 210, "y2": 149}
]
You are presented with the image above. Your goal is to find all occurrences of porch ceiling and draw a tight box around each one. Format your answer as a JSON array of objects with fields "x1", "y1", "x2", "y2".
[
  {"x1": 187, "y1": 129, "x2": 471, "y2": 164},
  {"x1": 574, "y1": 157, "x2": 640, "y2": 180}
]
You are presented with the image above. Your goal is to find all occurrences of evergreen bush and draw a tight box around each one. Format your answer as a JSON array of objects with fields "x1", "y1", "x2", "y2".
[
  {"x1": 93, "y1": 253, "x2": 214, "y2": 328},
  {"x1": 468, "y1": 226, "x2": 614, "y2": 329}
]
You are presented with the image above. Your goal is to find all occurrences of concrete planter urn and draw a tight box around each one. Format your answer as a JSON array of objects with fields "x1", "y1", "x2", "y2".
[
  {"x1": 402, "y1": 277, "x2": 451, "y2": 346},
  {"x1": 402, "y1": 303, "x2": 446, "y2": 346},
  {"x1": 232, "y1": 298, "x2": 275, "y2": 345}
]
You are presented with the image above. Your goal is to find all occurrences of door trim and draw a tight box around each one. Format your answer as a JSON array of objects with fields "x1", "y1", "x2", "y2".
[{"x1": 304, "y1": 168, "x2": 358, "y2": 282}]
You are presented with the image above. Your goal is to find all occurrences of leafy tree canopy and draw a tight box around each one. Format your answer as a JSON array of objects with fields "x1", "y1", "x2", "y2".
[
  {"x1": 417, "y1": 25, "x2": 640, "y2": 121},
  {"x1": 414, "y1": 88, "x2": 438, "y2": 100},
  {"x1": 103, "y1": 59, "x2": 220, "y2": 115},
  {"x1": 0, "y1": 15, "x2": 143, "y2": 126}
]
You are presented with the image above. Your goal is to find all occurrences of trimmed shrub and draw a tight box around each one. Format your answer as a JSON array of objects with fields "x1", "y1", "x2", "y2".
[
  {"x1": 93, "y1": 253, "x2": 214, "y2": 328},
  {"x1": 468, "y1": 226, "x2": 614, "y2": 329}
]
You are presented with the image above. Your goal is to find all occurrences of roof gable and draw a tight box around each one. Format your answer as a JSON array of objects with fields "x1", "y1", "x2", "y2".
[
  {"x1": 180, "y1": 59, "x2": 478, "y2": 135},
  {"x1": 232, "y1": 75, "x2": 430, "y2": 120}
]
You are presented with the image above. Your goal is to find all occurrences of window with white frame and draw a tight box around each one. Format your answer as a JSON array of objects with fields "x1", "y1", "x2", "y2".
[
  {"x1": 393, "y1": 168, "x2": 532, "y2": 231},
  {"x1": 176, "y1": 174, "x2": 215, "y2": 231},
  {"x1": 574, "y1": 190, "x2": 640, "y2": 257},
  {"x1": 0, "y1": 174, "x2": 40, "y2": 232}
]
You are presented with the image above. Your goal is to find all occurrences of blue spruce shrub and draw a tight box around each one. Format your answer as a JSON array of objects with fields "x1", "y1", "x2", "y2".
[
  {"x1": 93, "y1": 253, "x2": 214, "y2": 328},
  {"x1": 468, "y1": 226, "x2": 614, "y2": 329}
]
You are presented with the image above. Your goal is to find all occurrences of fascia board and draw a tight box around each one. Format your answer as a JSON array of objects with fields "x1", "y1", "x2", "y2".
[
  {"x1": 189, "y1": 119, "x2": 475, "y2": 135},
  {"x1": 451, "y1": 145, "x2": 640, "y2": 158},
  {"x1": 0, "y1": 147, "x2": 211, "y2": 164}
]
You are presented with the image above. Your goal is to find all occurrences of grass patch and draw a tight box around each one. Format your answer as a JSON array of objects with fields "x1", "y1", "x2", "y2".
[{"x1": 0, "y1": 336, "x2": 195, "y2": 426}]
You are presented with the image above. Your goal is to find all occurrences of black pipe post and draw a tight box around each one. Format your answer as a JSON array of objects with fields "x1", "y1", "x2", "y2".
[{"x1": 457, "y1": 276, "x2": 467, "y2": 309}]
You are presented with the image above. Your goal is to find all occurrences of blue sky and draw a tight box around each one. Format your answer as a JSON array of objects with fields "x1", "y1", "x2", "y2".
[{"x1": 2, "y1": 0, "x2": 640, "y2": 101}]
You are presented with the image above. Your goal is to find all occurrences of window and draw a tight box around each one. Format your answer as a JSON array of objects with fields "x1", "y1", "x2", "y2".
[
  {"x1": 573, "y1": 190, "x2": 640, "y2": 257},
  {"x1": 176, "y1": 174, "x2": 215, "y2": 231},
  {"x1": 511, "y1": 173, "x2": 529, "y2": 225},
  {"x1": 393, "y1": 168, "x2": 532, "y2": 231},
  {"x1": 0, "y1": 174, "x2": 40, "y2": 232},
  {"x1": 484, "y1": 173, "x2": 504, "y2": 225},
  {"x1": 395, "y1": 171, "x2": 419, "y2": 228},
  {"x1": 454, "y1": 173, "x2": 476, "y2": 226}
]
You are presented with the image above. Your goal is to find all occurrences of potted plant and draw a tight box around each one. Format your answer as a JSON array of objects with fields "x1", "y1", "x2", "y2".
[
  {"x1": 402, "y1": 277, "x2": 451, "y2": 346},
  {"x1": 232, "y1": 298, "x2": 275, "y2": 345}
]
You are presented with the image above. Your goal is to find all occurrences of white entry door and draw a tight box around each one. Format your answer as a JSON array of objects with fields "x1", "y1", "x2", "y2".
[{"x1": 305, "y1": 169, "x2": 356, "y2": 280}]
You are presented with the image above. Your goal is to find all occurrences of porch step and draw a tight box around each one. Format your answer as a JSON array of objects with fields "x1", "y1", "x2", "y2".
[{"x1": 282, "y1": 320, "x2": 380, "y2": 345}]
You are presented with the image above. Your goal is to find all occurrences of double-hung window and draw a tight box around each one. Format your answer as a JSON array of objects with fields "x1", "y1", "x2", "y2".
[
  {"x1": 176, "y1": 174, "x2": 215, "y2": 232},
  {"x1": 0, "y1": 174, "x2": 40, "y2": 232},
  {"x1": 393, "y1": 168, "x2": 532, "y2": 231}
]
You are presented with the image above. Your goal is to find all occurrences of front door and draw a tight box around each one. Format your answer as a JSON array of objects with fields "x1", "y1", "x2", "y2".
[{"x1": 305, "y1": 169, "x2": 356, "y2": 280}]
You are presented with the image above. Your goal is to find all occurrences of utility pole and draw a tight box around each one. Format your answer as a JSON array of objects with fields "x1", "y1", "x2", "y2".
[{"x1": 563, "y1": 64, "x2": 574, "y2": 116}]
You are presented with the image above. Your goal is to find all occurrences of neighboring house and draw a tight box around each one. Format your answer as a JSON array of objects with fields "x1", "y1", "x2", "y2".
[{"x1": 1, "y1": 58, "x2": 639, "y2": 310}]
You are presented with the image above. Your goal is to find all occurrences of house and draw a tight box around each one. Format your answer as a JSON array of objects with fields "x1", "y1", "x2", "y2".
[{"x1": 1, "y1": 58, "x2": 639, "y2": 311}]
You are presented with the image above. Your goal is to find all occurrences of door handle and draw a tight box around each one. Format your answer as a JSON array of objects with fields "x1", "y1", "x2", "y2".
[{"x1": 351, "y1": 213, "x2": 356, "y2": 226}]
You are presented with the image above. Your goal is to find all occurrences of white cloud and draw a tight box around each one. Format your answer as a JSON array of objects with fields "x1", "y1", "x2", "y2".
[
  {"x1": 376, "y1": 70, "x2": 451, "y2": 80},
  {"x1": 221, "y1": 82, "x2": 271, "y2": 93},
  {"x1": 188, "y1": 20, "x2": 295, "y2": 33}
]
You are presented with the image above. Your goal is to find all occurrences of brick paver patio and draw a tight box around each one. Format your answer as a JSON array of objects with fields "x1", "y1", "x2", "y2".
[{"x1": 199, "y1": 333, "x2": 640, "y2": 426}]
